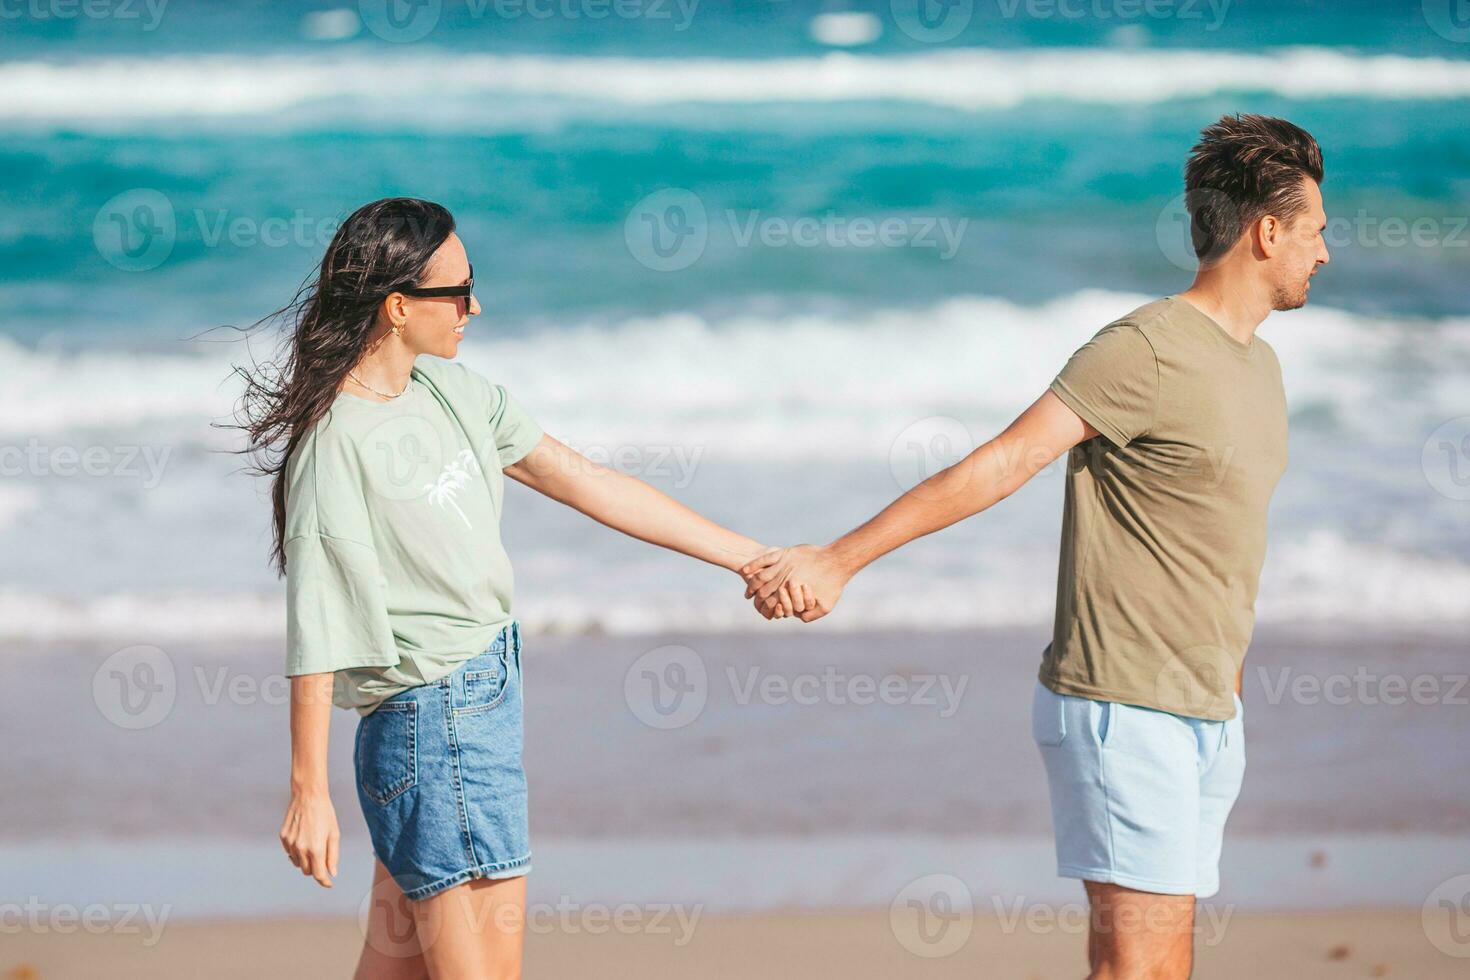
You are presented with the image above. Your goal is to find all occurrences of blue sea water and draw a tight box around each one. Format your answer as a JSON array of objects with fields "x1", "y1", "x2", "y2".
[
  {"x1": 0, "y1": 1, "x2": 1467, "y2": 636},
  {"x1": 5, "y1": 5, "x2": 1469, "y2": 928}
]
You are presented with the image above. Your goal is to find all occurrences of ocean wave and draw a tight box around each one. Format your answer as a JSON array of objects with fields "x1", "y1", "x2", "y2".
[
  {"x1": 0, "y1": 334, "x2": 240, "y2": 438},
  {"x1": 0, "y1": 486, "x2": 41, "y2": 533},
  {"x1": 2, "y1": 530, "x2": 1467, "y2": 643},
  {"x1": 4, "y1": 47, "x2": 1470, "y2": 122},
  {"x1": 3, "y1": 292, "x2": 1465, "y2": 455}
]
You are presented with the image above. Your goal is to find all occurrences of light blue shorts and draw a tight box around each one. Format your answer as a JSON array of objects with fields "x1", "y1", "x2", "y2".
[
  {"x1": 1031, "y1": 681, "x2": 1245, "y2": 898},
  {"x1": 355, "y1": 623, "x2": 531, "y2": 902}
]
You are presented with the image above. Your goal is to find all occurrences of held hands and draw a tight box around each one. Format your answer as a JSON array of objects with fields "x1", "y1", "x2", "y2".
[{"x1": 739, "y1": 544, "x2": 849, "y2": 623}]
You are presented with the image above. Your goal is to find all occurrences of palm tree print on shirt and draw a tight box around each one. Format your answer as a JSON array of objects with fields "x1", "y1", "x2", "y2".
[{"x1": 423, "y1": 448, "x2": 483, "y2": 529}]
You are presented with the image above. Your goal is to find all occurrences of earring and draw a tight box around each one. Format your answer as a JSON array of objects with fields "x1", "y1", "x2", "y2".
[{"x1": 391, "y1": 321, "x2": 404, "y2": 337}]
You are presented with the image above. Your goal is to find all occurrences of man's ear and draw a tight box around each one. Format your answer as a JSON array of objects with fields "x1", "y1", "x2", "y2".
[{"x1": 1256, "y1": 213, "x2": 1283, "y2": 258}]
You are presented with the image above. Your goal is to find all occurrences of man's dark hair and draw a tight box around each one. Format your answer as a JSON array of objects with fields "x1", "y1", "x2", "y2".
[{"x1": 1184, "y1": 113, "x2": 1324, "y2": 264}]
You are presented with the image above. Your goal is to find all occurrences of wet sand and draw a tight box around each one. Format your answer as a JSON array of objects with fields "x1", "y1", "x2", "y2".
[{"x1": 9, "y1": 624, "x2": 1469, "y2": 839}]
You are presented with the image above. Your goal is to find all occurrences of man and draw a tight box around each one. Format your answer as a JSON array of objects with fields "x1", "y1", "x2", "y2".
[{"x1": 741, "y1": 114, "x2": 1328, "y2": 978}]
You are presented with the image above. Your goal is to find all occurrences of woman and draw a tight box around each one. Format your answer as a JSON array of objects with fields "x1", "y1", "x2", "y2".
[{"x1": 237, "y1": 198, "x2": 803, "y2": 979}]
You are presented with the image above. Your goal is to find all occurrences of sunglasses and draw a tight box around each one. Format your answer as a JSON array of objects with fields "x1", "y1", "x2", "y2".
[{"x1": 397, "y1": 263, "x2": 474, "y2": 312}]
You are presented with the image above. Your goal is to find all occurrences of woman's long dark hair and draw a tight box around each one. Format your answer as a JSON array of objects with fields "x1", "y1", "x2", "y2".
[{"x1": 231, "y1": 197, "x2": 456, "y2": 575}]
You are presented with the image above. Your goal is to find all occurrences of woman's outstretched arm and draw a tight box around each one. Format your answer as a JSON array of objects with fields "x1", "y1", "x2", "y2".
[{"x1": 505, "y1": 435, "x2": 798, "y2": 610}]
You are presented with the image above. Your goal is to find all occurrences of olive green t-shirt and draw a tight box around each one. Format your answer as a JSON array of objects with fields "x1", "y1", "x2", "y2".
[
  {"x1": 1040, "y1": 297, "x2": 1288, "y2": 721},
  {"x1": 283, "y1": 357, "x2": 544, "y2": 713}
]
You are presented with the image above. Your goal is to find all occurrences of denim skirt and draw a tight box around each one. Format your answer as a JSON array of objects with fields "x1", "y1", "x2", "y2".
[{"x1": 354, "y1": 622, "x2": 530, "y2": 901}]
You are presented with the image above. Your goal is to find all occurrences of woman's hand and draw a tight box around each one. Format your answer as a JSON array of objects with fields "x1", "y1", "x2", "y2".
[
  {"x1": 741, "y1": 544, "x2": 849, "y2": 623},
  {"x1": 739, "y1": 545, "x2": 804, "y2": 620},
  {"x1": 280, "y1": 788, "x2": 339, "y2": 888}
]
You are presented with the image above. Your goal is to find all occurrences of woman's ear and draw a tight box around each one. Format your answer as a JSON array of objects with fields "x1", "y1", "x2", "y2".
[{"x1": 380, "y1": 292, "x2": 409, "y2": 330}]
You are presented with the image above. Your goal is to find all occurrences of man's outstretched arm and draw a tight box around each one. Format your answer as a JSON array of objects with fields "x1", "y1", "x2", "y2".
[{"x1": 742, "y1": 390, "x2": 1099, "y2": 620}]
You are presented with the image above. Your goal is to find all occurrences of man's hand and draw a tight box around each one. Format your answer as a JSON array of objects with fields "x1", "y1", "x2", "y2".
[{"x1": 740, "y1": 544, "x2": 848, "y2": 623}]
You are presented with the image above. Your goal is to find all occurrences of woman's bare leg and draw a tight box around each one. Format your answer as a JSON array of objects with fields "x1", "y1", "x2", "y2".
[
  {"x1": 414, "y1": 874, "x2": 527, "y2": 980},
  {"x1": 355, "y1": 860, "x2": 429, "y2": 980}
]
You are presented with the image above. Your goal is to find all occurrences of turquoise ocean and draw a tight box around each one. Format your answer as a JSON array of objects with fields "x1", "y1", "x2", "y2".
[
  {"x1": 2, "y1": 1, "x2": 1468, "y2": 640},
  {"x1": 3, "y1": 0, "x2": 1470, "y2": 920}
]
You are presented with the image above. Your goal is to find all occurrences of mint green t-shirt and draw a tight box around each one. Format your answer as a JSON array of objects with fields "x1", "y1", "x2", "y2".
[{"x1": 283, "y1": 357, "x2": 544, "y2": 713}]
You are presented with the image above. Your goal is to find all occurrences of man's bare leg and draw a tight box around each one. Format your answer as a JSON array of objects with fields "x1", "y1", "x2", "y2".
[{"x1": 1084, "y1": 881, "x2": 1196, "y2": 980}]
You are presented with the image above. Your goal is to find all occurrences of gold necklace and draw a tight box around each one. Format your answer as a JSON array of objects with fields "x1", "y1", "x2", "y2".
[{"x1": 347, "y1": 370, "x2": 410, "y2": 400}]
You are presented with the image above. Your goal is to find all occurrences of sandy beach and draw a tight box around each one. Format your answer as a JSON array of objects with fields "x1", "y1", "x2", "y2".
[
  {"x1": 9, "y1": 4, "x2": 1470, "y2": 978},
  {"x1": 4, "y1": 909, "x2": 1460, "y2": 979},
  {"x1": 7, "y1": 625, "x2": 1468, "y2": 975},
  {"x1": 12, "y1": 625, "x2": 1468, "y2": 840}
]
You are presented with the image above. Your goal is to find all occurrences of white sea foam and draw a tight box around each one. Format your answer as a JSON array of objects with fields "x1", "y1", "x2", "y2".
[
  {"x1": 1, "y1": 528, "x2": 1465, "y2": 643},
  {"x1": 4, "y1": 47, "x2": 1470, "y2": 123},
  {"x1": 4, "y1": 294, "x2": 1464, "y2": 640},
  {"x1": 0, "y1": 485, "x2": 41, "y2": 532},
  {"x1": 0, "y1": 333, "x2": 240, "y2": 438},
  {"x1": 4, "y1": 293, "x2": 1464, "y2": 456}
]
